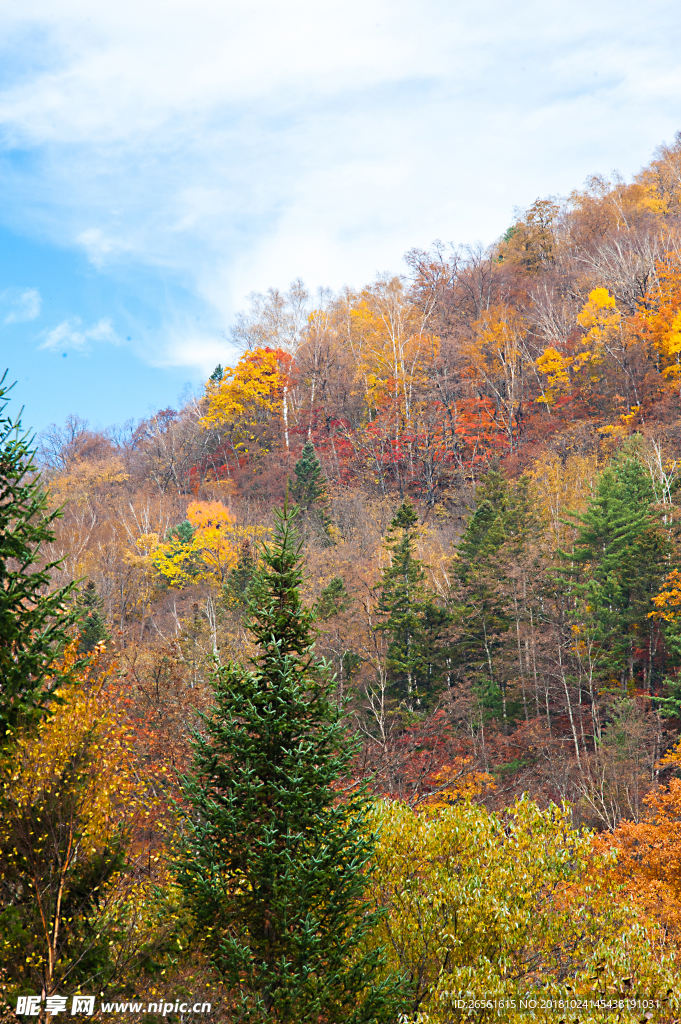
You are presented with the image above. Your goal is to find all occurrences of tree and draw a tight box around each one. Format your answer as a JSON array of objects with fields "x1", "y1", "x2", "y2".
[
  {"x1": 75, "y1": 581, "x2": 110, "y2": 653},
  {"x1": 369, "y1": 795, "x2": 676, "y2": 1023},
  {"x1": 0, "y1": 378, "x2": 80, "y2": 741},
  {"x1": 201, "y1": 347, "x2": 292, "y2": 465},
  {"x1": 176, "y1": 502, "x2": 404, "y2": 1022},
  {"x1": 0, "y1": 652, "x2": 162, "y2": 1001},
  {"x1": 316, "y1": 576, "x2": 350, "y2": 620},
  {"x1": 290, "y1": 440, "x2": 333, "y2": 543},
  {"x1": 450, "y1": 470, "x2": 516, "y2": 722},
  {"x1": 377, "y1": 500, "x2": 449, "y2": 711},
  {"x1": 222, "y1": 539, "x2": 257, "y2": 612},
  {"x1": 152, "y1": 502, "x2": 264, "y2": 589},
  {"x1": 465, "y1": 305, "x2": 527, "y2": 453},
  {"x1": 604, "y1": 737, "x2": 681, "y2": 936},
  {"x1": 558, "y1": 452, "x2": 672, "y2": 694},
  {"x1": 498, "y1": 197, "x2": 560, "y2": 274}
]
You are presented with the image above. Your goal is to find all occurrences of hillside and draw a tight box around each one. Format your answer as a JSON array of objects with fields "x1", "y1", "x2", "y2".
[
  {"x1": 34, "y1": 133, "x2": 681, "y2": 808},
  {"x1": 5, "y1": 134, "x2": 681, "y2": 1016}
]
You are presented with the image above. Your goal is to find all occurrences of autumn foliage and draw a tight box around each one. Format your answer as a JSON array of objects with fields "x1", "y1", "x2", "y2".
[{"x1": 10, "y1": 132, "x2": 681, "y2": 1016}]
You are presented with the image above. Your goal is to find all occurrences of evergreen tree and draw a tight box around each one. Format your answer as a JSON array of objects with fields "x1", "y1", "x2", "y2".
[
  {"x1": 456, "y1": 469, "x2": 509, "y2": 567},
  {"x1": 76, "y1": 581, "x2": 110, "y2": 653},
  {"x1": 558, "y1": 454, "x2": 672, "y2": 693},
  {"x1": 167, "y1": 518, "x2": 194, "y2": 545},
  {"x1": 177, "y1": 502, "x2": 404, "y2": 1023},
  {"x1": 290, "y1": 440, "x2": 333, "y2": 544},
  {"x1": 317, "y1": 576, "x2": 351, "y2": 620},
  {"x1": 377, "y1": 500, "x2": 449, "y2": 710},
  {"x1": 450, "y1": 470, "x2": 534, "y2": 723},
  {"x1": 651, "y1": 676, "x2": 681, "y2": 719},
  {"x1": 0, "y1": 377, "x2": 80, "y2": 741},
  {"x1": 341, "y1": 650, "x2": 362, "y2": 684},
  {"x1": 209, "y1": 364, "x2": 225, "y2": 384},
  {"x1": 222, "y1": 539, "x2": 257, "y2": 611},
  {"x1": 418, "y1": 602, "x2": 452, "y2": 695}
]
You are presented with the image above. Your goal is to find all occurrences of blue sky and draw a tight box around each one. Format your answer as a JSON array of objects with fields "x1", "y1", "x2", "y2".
[{"x1": 0, "y1": 0, "x2": 680, "y2": 434}]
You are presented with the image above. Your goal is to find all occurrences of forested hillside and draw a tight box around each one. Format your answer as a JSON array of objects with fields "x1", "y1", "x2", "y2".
[{"x1": 6, "y1": 135, "x2": 681, "y2": 1020}]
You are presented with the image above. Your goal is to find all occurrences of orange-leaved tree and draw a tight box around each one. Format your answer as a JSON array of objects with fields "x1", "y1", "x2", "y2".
[
  {"x1": 634, "y1": 250, "x2": 681, "y2": 391},
  {"x1": 603, "y1": 739, "x2": 681, "y2": 937}
]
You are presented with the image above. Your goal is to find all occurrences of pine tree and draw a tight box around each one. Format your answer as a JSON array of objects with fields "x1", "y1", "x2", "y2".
[
  {"x1": 377, "y1": 499, "x2": 449, "y2": 710},
  {"x1": 76, "y1": 581, "x2": 110, "y2": 653},
  {"x1": 0, "y1": 377, "x2": 80, "y2": 741},
  {"x1": 290, "y1": 440, "x2": 333, "y2": 543},
  {"x1": 177, "y1": 502, "x2": 404, "y2": 1023}
]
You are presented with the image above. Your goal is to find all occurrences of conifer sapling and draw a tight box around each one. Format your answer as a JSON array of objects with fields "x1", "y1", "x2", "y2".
[{"x1": 290, "y1": 440, "x2": 334, "y2": 544}]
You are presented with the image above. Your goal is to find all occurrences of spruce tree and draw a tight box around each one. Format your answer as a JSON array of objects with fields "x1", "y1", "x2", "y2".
[
  {"x1": 377, "y1": 499, "x2": 449, "y2": 710},
  {"x1": 317, "y1": 575, "x2": 351, "y2": 620},
  {"x1": 75, "y1": 581, "x2": 110, "y2": 653},
  {"x1": 222, "y1": 539, "x2": 257, "y2": 611},
  {"x1": 0, "y1": 377, "x2": 80, "y2": 741},
  {"x1": 450, "y1": 469, "x2": 533, "y2": 723},
  {"x1": 558, "y1": 454, "x2": 671, "y2": 692},
  {"x1": 177, "y1": 502, "x2": 404, "y2": 1023},
  {"x1": 290, "y1": 440, "x2": 333, "y2": 543}
]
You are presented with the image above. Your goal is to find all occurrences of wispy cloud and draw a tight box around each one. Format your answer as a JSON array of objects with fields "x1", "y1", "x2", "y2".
[
  {"x1": 39, "y1": 316, "x2": 117, "y2": 352},
  {"x1": 0, "y1": 287, "x2": 41, "y2": 324},
  {"x1": 0, "y1": 0, "x2": 679, "y2": 370}
]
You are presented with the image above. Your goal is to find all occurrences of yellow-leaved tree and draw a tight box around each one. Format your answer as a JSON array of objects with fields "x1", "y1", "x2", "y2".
[
  {"x1": 149, "y1": 501, "x2": 266, "y2": 588},
  {"x1": 348, "y1": 278, "x2": 431, "y2": 422},
  {"x1": 534, "y1": 346, "x2": 572, "y2": 407},
  {"x1": 465, "y1": 305, "x2": 527, "y2": 452},
  {"x1": 368, "y1": 797, "x2": 678, "y2": 1023},
  {"x1": 0, "y1": 648, "x2": 170, "y2": 1002},
  {"x1": 536, "y1": 287, "x2": 643, "y2": 426},
  {"x1": 201, "y1": 346, "x2": 292, "y2": 459},
  {"x1": 634, "y1": 252, "x2": 681, "y2": 389}
]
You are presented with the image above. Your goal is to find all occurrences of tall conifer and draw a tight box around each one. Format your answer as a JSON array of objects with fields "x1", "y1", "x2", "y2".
[
  {"x1": 0, "y1": 377, "x2": 79, "y2": 740},
  {"x1": 177, "y1": 502, "x2": 404, "y2": 1022},
  {"x1": 377, "y1": 500, "x2": 449, "y2": 710},
  {"x1": 451, "y1": 470, "x2": 535, "y2": 723},
  {"x1": 558, "y1": 454, "x2": 672, "y2": 692}
]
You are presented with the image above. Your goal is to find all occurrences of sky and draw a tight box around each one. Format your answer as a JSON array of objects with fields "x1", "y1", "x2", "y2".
[{"x1": 0, "y1": 0, "x2": 680, "y2": 435}]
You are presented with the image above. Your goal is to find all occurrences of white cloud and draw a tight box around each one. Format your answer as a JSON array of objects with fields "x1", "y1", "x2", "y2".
[
  {"x1": 75, "y1": 228, "x2": 133, "y2": 268},
  {"x1": 0, "y1": 0, "x2": 679, "y2": 369},
  {"x1": 157, "y1": 332, "x2": 240, "y2": 378},
  {"x1": 0, "y1": 287, "x2": 41, "y2": 324},
  {"x1": 39, "y1": 316, "x2": 117, "y2": 352}
]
